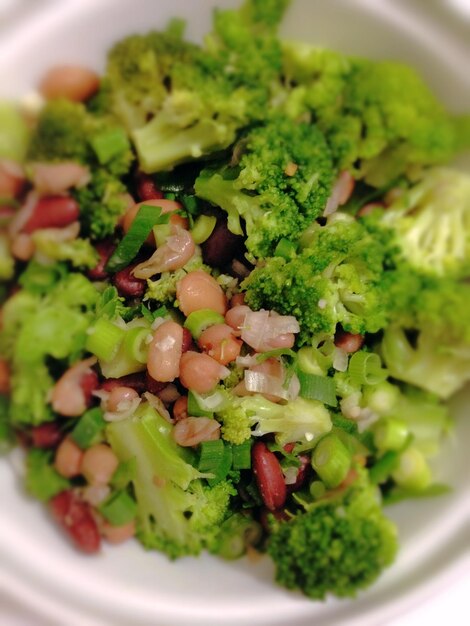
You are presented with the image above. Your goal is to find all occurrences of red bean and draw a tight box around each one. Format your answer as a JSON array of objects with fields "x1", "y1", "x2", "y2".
[
  {"x1": 80, "y1": 370, "x2": 99, "y2": 408},
  {"x1": 181, "y1": 328, "x2": 193, "y2": 353},
  {"x1": 286, "y1": 454, "x2": 311, "y2": 494},
  {"x1": 334, "y1": 329, "x2": 364, "y2": 353},
  {"x1": 49, "y1": 490, "x2": 101, "y2": 554},
  {"x1": 201, "y1": 218, "x2": 244, "y2": 267},
  {"x1": 87, "y1": 240, "x2": 115, "y2": 281},
  {"x1": 144, "y1": 372, "x2": 167, "y2": 395},
  {"x1": 135, "y1": 172, "x2": 164, "y2": 201},
  {"x1": 22, "y1": 196, "x2": 80, "y2": 234},
  {"x1": 252, "y1": 441, "x2": 286, "y2": 511},
  {"x1": 113, "y1": 263, "x2": 146, "y2": 298},
  {"x1": 173, "y1": 395, "x2": 188, "y2": 422},
  {"x1": 100, "y1": 373, "x2": 146, "y2": 394},
  {"x1": 0, "y1": 359, "x2": 10, "y2": 394},
  {"x1": 31, "y1": 422, "x2": 62, "y2": 449}
]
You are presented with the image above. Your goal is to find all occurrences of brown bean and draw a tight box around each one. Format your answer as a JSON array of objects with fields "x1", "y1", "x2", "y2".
[
  {"x1": 87, "y1": 240, "x2": 115, "y2": 281},
  {"x1": 144, "y1": 372, "x2": 166, "y2": 395},
  {"x1": 201, "y1": 218, "x2": 244, "y2": 267},
  {"x1": 252, "y1": 441, "x2": 286, "y2": 511},
  {"x1": 100, "y1": 373, "x2": 147, "y2": 394},
  {"x1": 106, "y1": 386, "x2": 139, "y2": 413},
  {"x1": 49, "y1": 490, "x2": 101, "y2": 554},
  {"x1": 11, "y1": 233, "x2": 35, "y2": 261},
  {"x1": 80, "y1": 370, "x2": 99, "y2": 408},
  {"x1": 80, "y1": 444, "x2": 119, "y2": 486},
  {"x1": 0, "y1": 358, "x2": 10, "y2": 394},
  {"x1": 113, "y1": 263, "x2": 146, "y2": 298},
  {"x1": 39, "y1": 65, "x2": 100, "y2": 102},
  {"x1": 198, "y1": 324, "x2": 242, "y2": 365},
  {"x1": 0, "y1": 159, "x2": 25, "y2": 199},
  {"x1": 334, "y1": 329, "x2": 364, "y2": 353},
  {"x1": 51, "y1": 358, "x2": 97, "y2": 417},
  {"x1": 31, "y1": 422, "x2": 62, "y2": 449},
  {"x1": 54, "y1": 436, "x2": 83, "y2": 478},
  {"x1": 22, "y1": 195, "x2": 80, "y2": 234},
  {"x1": 179, "y1": 351, "x2": 227, "y2": 393},
  {"x1": 173, "y1": 416, "x2": 220, "y2": 447},
  {"x1": 147, "y1": 320, "x2": 183, "y2": 382},
  {"x1": 177, "y1": 270, "x2": 227, "y2": 317},
  {"x1": 173, "y1": 395, "x2": 188, "y2": 422}
]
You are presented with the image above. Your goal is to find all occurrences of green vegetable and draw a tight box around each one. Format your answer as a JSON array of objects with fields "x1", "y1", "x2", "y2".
[
  {"x1": 348, "y1": 351, "x2": 387, "y2": 386},
  {"x1": 106, "y1": 204, "x2": 169, "y2": 273},
  {"x1": 198, "y1": 439, "x2": 225, "y2": 473},
  {"x1": 99, "y1": 490, "x2": 138, "y2": 526},
  {"x1": 311, "y1": 433, "x2": 352, "y2": 488},
  {"x1": 85, "y1": 317, "x2": 125, "y2": 362},
  {"x1": 71, "y1": 408, "x2": 106, "y2": 449},
  {"x1": 231, "y1": 440, "x2": 252, "y2": 470},
  {"x1": 190, "y1": 215, "x2": 217, "y2": 244},
  {"x1": 268, "y1": 468, "x2": 398, "y2": 599},
  {"x1": 0, "y1": 102, "x2": 29, "y2": 162},
  {"x1": 297, "y1": 371, "x2": 337, "y2": 406},
  {"x1": 0, "y1": 232, "x2": 15, "y2": 280},
  {"x1": 184, "y1": 309, "x2": 225, "y2": 339},
  {"x1": 25, "y1": 449, "x2": 69, "y2": 501}
]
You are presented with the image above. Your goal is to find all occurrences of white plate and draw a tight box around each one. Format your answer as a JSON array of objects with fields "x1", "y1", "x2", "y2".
[{"x1": 0, "y1": 1, "x2": 469, "y2": 624}]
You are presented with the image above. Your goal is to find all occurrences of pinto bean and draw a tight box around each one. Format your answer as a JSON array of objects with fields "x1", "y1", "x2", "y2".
[
  {"x1": 201, "y1": 218, "x2": 244, "y2": 267},
  {"x1": 51, "y1": 358, "x2": 97, "y2": 417},
  {"x1": 156, "y1": 383, "x2": 180, "y2": 404},
  {"x1": 198, "y1": 324, "x2": 242, "y2": 365},
  {"x1": 225, "y1": 305, "x2": 250, "y2": 335},
  {"x1": 334, "y1": 329, "x2": 364, "y2": 353},
  {"x1": 87, "y1": 240, "x2": 115, "y2": 281},
  {"x1": 147, "y1": 320, "x2": 183, "y2": 382},
  {"x1": 22, "y1": 195, "x2": 80, "y2": 234},
  {"x1": 179, "y1": 351, "x2": 227, "y2": 393},
  {"x1": 173, "y1": 416, "x2": 220, "y2": 447},
  {"x1": 106, "y1": 386, "x2": 139, "y2": 413},
  {"x1": 39, "y1": 65, "x2": 100, "y2": 102},
  {"x1": 54, "y1": 436, "x2": 83, "y2": 478},
  {"x1": 177, "y1": 270, "x2": 227, "y2": 317},
  {"x1": 102, "y1": 520, "x2": 136, "y2": 544},
  {"x1": 135, "y1": 172, "x2": 164, "y2": 202},
  {"x1": 49, "y1": 490, "x2": 101, "y2": 553},
  {"x1": 252, "y1": 441, "x2": 287, "y2": 511},
  {"x1": 112, "y1": 263, "x2": 146, "y2": 298},
  {"x1": 31, "y1": 422, "x2": 62, "y2": 449},
  {"x1": 80, "y1": 444, "x2": 119, "y2": 486},
  {"x1": 10, "y1": 233, "x2": 35, "y2": 261},
  {"x1": 230, "y1": 293, "x2": 246, "y2": 308},
  {"x1": 173, "y1": 395, "x2": 188, "y2": 422}
]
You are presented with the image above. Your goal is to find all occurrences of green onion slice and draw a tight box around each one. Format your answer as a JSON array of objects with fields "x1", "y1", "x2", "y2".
[
  {"x1": 123, "y1": 326, "x2": 150, "y2": 364},
  {"x1": 98, "y1": 490, "x2": 137, "y2": 526},
  {"x1": 231, "y1": 440, "x2": 252, "y2": 470},
  {"x1": 106, "y1": 204, "x2": 169, "y2": 273},
  {"x1": 191, "y1": 215, "x2": 217, "y2": 244},
  {"x1": 71, "y1": 408, "x2": 106, "y2": 449},
  {"x1": 85, "y1": 318, "x2": 125, "y2": 362},
  {"x1": 184, "y1": 309, "x2": 225, "y2": 339},
  {"x1": 311, "y1": 433, "x2": 352, "y2": 488},
  {"x1": 297, "y1": 371, "x2": 337, "y2": 407},
  {"x1": 348, "y1": 351, "x2": 388, "y2": 386},
  {"x1": 198, "y1": 439, "x2": 225, "y2": 473}
]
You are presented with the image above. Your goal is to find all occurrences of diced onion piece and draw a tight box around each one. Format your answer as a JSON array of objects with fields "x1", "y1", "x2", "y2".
[{"x1": 241, "y1": 310, "x2": 299, "y2": 352}]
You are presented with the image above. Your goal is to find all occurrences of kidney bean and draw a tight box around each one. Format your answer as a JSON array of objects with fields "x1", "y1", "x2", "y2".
[
  {"x1": 181, "y1": 327, "x2": 194, "y2": 353},
  {"x1": 81, "y1": 370, "x2": 99, "y2": 407},
  {"x1": 201, "y1": 218, "x2": 244, "y2": 268},
  {"x1": 113, "y1": 263, "x2": 146, "y2": 298},
  {"x1": 0, "y1": 358, "x2": 10, "y2": 394},
  {"x1": 22, "y1": 196, "x2": 80, "y2": 234},
  {"x1": 135, "y1": 172, "x2": 164, "y2": 201},
  {"x1": 49, "y1": 490, "x2": 101, "y2": 554},
  {"x1": 334, "y1": 328, "x2": 364, "y2": 353},
  {"x1": 252, "y1": 441, "x2": 286, "y2": 511},
  {"x1": 286, "y1": 454, "x2": 311, "y2": 494},
  {"x1": 87, "y1": 240, "x2": 115, "y2": 281},
  {"x1": 39, "y1": 65, "x2": 100, "y2": 102},
  {"x1": 100, "y1": 372, "x2": 147, "y2": 394},
  {"x1": 31, "y1": 422, "x2": 63, "y2": 449},
  {"x1": 144, "y1": 372, "x2": 167, "y2": 395}
]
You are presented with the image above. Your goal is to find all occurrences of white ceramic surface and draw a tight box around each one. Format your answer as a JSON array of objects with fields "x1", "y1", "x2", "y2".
[{"x1": 0, "y1": 1, "x2": 469, "y2": 625}]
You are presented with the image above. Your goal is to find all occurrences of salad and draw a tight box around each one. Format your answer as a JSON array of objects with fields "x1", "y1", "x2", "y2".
[{"x1": 0, "y1": 0, "x2": 469, "y2": 602}]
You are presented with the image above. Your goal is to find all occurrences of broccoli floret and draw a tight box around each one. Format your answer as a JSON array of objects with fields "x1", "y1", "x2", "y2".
[
  {"x1": 32, "y1": 229, "x2": 99, "y2": 269},
  {"x1": 27, "y1": 99, "x2": 134, "y2": 239},
  {"x1": 281, "y1": 43, "x2": 462, "y2": 186},
  {"x1": 243, "y1": 216, "x2": 389, "y2": 342},
  {"x1": 268, "y1": 468, "x2": 398, "y2": 599},
  {"x1": 378, "y1": 168, "x2": 470, "y2": 278},
  {"x1": 217, "y1": 394, "x2": 331, "y2": 446},
  {"x1": 103, "y1": 1, "x2": 288, "y2": 172},
  {"x1": 195, "y1": 115, "x2": 334, "y2": 258},
  {"x1": 106, "y1": 402, "x2": 238, "y2": 558},
  {"x1": 380, "y1": 274, "x2": 470, "y2": 399},
  {"x1": 0, "y1": 274, "x2": 99, "y2": 425}
]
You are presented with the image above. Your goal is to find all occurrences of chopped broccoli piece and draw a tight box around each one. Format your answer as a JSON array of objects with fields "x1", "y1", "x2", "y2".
[
  {"x1": 32, "y1": 229, "x2": 99, "y2": 269},
  {"x1": 106, "y1": 402, "x2": 239, "y2": 558},
  {"x1": 244, "y1": 216, "x2": 390, "y2": 342},
  {"x1": 195, "y1": 115, "x2": 334, "y2": 258},
  {"x1": 25, "y1": 449, "x2": 70, "y2": 501},
  {"x1": 268, "y1": 468, "x2": 398, "y2": 599}
]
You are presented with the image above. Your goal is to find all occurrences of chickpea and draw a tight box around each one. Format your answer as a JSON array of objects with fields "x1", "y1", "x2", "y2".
[
  {"x1": 54, "y1": 436, "x2": 83, "y2": 479},
  {"x1": 177, "y1": 270, "x2": 227, "y2": 318},
  {"x1": 147, "y1": 320, "x2": 183, "y2": 382},
  {"x1": 198, "y1": 324, "x2": 242, "y2": 365},
  {"x1": 39, "y1": 65, "x2": 100, "y2": 102},
  {"x1": 179, "y1": 351, "x2": 226, "y2": 394},
  {"x1": 80, "y1": 443, "x2": 119, "y2": 486},
  {"x1": 106, "y1": 386, "x2": 139, "y2": 412}
]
